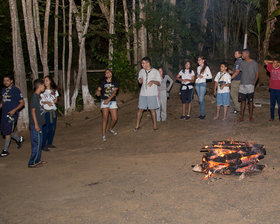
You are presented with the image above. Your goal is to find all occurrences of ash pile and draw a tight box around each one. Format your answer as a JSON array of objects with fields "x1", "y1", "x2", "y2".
[{"x1": 192, "y1": 141, "x2": 266, "y2": 179}]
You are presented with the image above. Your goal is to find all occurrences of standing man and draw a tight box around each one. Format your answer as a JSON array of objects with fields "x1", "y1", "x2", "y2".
[
  {"x1": 238, "y1": 49, "x2": 259, "y2": 122},
  {"x1": 0, "y1": 74, "x2": 24, "y2": 157},
  {"x1": 134, "y1": 57, "x2": 161, "y2": 131},
  {"x1": 230, "y1": 50, "x2": 242, "y2": 114}
]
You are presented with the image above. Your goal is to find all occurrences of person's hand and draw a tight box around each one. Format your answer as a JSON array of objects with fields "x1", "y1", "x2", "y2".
[
  {"x1": 138, "y1": 78, "x2": 143, "y2": 84},
  {"x1": 228, "y1": 69, "x2": 233, "y2": 74},
  {"x1": 214, "y1": 91, "x2": 217, "y2": 97},
  {"x1": 148, "y1": 81, "x2": 154, "y2": 87},
  {"x1": 220, "y1": 85, "x2": 225, "y2": 90},
  {"x1": 95, "y1": 90, "x2": 101, "y2": 97},
  {"x1": 198, "y1": 74, "x2": 203, "y2": 79},
  {"x1": 47, "y1": 102, "x2": 53, "y2": 106},
  {"x1": 104, "y1": 99, "x2": 110, "y2": 105},
  {"x1": 8, "y1": 109, "x2": 16, "y2": 116},
  {"x1": 182, "y1": 79, "x2": 188, "y2": 83},
  {"x1": 35, "y1": 124, "x2": 40, "y2": 132}
]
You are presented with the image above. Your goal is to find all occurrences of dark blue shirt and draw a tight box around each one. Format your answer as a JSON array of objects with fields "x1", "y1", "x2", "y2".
[
  {"x1": 1, "y1": 85, "x2": 23, "y2": 119},
  {"x1": 232, "y1": 58, "x2": 243, "y2": 81}
]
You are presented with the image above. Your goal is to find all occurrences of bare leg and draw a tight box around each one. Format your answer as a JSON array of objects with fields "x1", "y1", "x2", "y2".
[
  {"x1": 182, "y1": 104, "x2": 186, "y2": 116},
  {"x1": 150, "y1": 109, "x2": 157, "y2": 129},
  {"x1": 187, "y1": 103, "x2": 192, "y2": 116},
  {"x1": 109, "y1": 109, "x2": 118, "y2": 130},
  {"x1": 135, "y1": 109, "x2": 144, "y2": 129},
  {"x1": 240, "y1": 101, "x2": 246, "y2": 120},
  {"x1": 249, "y1": 101, "x2": 254, "y2": 120},
  {"x1": 223, "y1": 106, "x2": 228, "y2": 120},
  {"x1": 102, "y1": 108, "x2": 109, "y2": 136},
  {"x1": 214, "y1": 106, "x2": 220, "y2": 120}
]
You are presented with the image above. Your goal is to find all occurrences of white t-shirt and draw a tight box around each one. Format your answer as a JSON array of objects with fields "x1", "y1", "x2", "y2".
[
  {"x1": 138, "y1": 68, "x2": 161, "y2": 96},
  {"x1": 214, "y1": 72, "x2": 231, "y2": 93},
  {"x1": 179, "y1": 69, "x2": 195, "y2": 89},
  {"x1": 195, "y1": 66, "x2": 212, "y2": 83},
  {"x1": 40, "y1": 89, "x2": 59, "y2": 110}
]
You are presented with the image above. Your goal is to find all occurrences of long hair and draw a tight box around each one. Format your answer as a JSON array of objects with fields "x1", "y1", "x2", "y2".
[
  {"x1": 100, "y1": 68, "x2": 117, "y2": 83},
  {"x1": 44, "y1": 76, "x2": 58, "y2": 91},
  {"x1": 182, "y1": 60, "x2": 193, "y2": 74},
  {"x1": 198, "y1": 56, "x2": 208, "y2": 75},
  {"x1": 158, "y1": 66, "x2": 166, "y2": 79}
]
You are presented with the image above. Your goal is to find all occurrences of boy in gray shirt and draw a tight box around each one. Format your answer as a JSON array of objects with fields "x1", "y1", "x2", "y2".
[{"x1": 238, "y1": 49, "x2": 259, "y2": 122}]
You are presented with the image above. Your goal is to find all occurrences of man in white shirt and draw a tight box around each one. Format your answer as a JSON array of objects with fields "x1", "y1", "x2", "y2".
[{"x1": 134, "y1": 57, "x2": 161, "y2": 131}]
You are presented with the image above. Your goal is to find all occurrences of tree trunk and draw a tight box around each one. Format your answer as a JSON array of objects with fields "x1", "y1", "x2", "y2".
[
  {"x1": 21, "y1": 0, "x2": 38, "y2": 81},
  {"x1": 263, "y1": 0, "x2": 278, "y2": 59},
  {"x1": 108, "y1": 0, "x2": 115, "y2": 61},
  {"x1": 198, "y1": 0, "x2": 210, "y2": 53},
  {"x1": 42, "y1": 0, "x2": 51, "y2": 77},
  {"x1": 243, "y1": 3, "x2": 250, "y2": 49},
  {"x1": 132, "y1": 0, "x2": 138, "y2": 66},
  {"x1": 33, "y1": 0, "x2": 44, "y2": 64},
  {"x1": 122, "y1": 0, "x2": 131, "y2": 63},
  {"x1": 9, "y1": 0, "x2": 29, "y2": 131},
  {"x1": 65, "y1": 0, "x2": 73, "y2": 115},
  {"x1": 54, "y1": 0, "x2": 59, "y2": 84},
  {"x1": 97, "y1": 0, "x2": 110, "y2": 24},
  {"x1": 139, "y1": 0, "x2": 147, "y2": 58},
  {"x1": 69, "y1": 2, "x2": 92, "y2": 113}
]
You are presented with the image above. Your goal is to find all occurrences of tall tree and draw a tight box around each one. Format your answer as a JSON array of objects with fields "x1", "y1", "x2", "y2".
[
  {"x1": 42, "y1": 0, "x2": 51, "y2": 77},
  {"x1": 9, "y1": 0, "x2": 29, "y2": 130},
  {"x1": 122, "y1": 0, "x2": 131, "y2": 62},
  {"x1": 21, "y1": 0, "x2": 38, "y2": 80},
  {"x1": 198, "y1": 0, "x2": 210, "y2": 53},
  {"x1": 54, "y1": 0, "x2": 59, "y2": 84},
  {"x1": 139, "y1": 0, "x2": 147, "y2": 58},
  {"x1": 132, "y1": 0, "x2": 138, "y2": 66}
]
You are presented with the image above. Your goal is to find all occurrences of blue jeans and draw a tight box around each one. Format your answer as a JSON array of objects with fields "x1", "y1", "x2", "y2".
[
  {"x1": 42, "y1": 110, "x2": 57, "y2": 148},
  {"x1": 28, "y1": 125, "x2": 43, "y2": 165},
  {"x1": 270, "y1": 88, "x2": 280, "y2": 120},
  {"x1": 195, "y1": 82, "x2": 207, "y2": 116}
]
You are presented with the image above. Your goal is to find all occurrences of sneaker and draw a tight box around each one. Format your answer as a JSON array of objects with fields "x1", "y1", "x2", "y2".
[
  {"x1": 17, "y1": 136, "x2": 24, "y2": 149},
  {"x1": 198, "y1": 115, "x2": 206, "y2": 119},
  {"x1": 180, "y1": 115, "x2": 186, "y2": 120},
  {"x1": 185, "y1": 115, "x2": 191, "y2": 120},
  {"x1": 108, "y1": 129, "x2": 117, "y2": 135},
  {"x1": 0, "y1": 150, "x2": 9, "y2": 157},
  {"x1": 102, "y1": 136, "x2": 106, "y2": 142},
  {"x1": 233, "y1": 110, "x2": 239, "y2": 114}
]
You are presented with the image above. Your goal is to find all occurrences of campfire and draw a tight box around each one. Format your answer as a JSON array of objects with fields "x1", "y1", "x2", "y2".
[{"x1": 192, "y1": 140, "x2": 266, "y2": 179}]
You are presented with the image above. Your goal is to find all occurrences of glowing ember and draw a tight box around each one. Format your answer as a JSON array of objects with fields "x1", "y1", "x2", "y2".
[{"x1": 193, "y1": 140, "x2": 266, "y2": 179}]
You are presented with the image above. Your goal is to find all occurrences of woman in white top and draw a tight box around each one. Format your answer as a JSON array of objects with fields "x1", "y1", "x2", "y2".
[
  {"x1": 40, "y1": 76, "x2": 59, "y2": 151},
  {"x1": 176, "y1": 60, "x2": 195, "y2": 120},
  {"x1": 156, "y1": 67, "x2": 173, "y2": 122},
  {"x1": 195, "y1": 56, "x2": 212, "y2": 119}
]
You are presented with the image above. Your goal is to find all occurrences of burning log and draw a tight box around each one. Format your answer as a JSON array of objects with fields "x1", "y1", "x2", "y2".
[{"x1": 193, "y1": 141, "x2": 266, "y2": 179}]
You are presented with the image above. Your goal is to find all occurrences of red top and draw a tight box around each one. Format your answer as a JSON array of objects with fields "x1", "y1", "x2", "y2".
[{"x1": 267, "y1": 63, "x2": 280, "y2": 90}]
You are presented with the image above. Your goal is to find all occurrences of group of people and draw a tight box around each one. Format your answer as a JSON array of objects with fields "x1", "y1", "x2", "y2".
[
  {"x1": 1, "y1": 49, "x2": 279, "y2": 163},
  {"x1": 0, "y1": 75, "x2": 58, "y2": 168},
  {"x1": 97, "y1": 49, "x2": 280, "y2": 141}
]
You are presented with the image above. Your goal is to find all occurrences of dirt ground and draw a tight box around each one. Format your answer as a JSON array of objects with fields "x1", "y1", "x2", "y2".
[{"x1": 1, "y1": 83, "x2": 280, "y2": 224}]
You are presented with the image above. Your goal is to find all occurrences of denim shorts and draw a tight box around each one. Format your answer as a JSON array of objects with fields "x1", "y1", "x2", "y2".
[
  {"x1": 138, "y1": 95, "x2": 159, "y2": 110},
  {"x1": 217, "y1": 92, "x2": 230, "y2": 106},
  {"x1": 101, "y1": 100, "x2": 118, "y2": 109}
]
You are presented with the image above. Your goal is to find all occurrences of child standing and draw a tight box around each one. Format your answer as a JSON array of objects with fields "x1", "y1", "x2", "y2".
[
  {"x1": 176, "y1": 61, "x2": 195, "y2": 119},
  {"x1": 96, "y1": 69, "x2": 119, "y2": 142},
  {"x1": 28, "y1": 79, "x2": 46, "y2": 168},
  {"x1": 195, "y1": 56, "x2": 212, "y2": 119},
  {"x1": 214, "y1": 62, "x2": 231, "y2": 120},
  {"x1": 264, "y1": 59, "x2": 280, "y2": 121},
  {"x1": 40, "y1": 76, "x2": 59, "y2": 151},
  {"x1": 156, "y1": 67, "x2": 173, "y2": 122}
]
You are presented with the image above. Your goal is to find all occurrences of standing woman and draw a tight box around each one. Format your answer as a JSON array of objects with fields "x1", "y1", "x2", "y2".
[
  {"x1": 176, "y1": 60, "x2": 195, "y2": 119},
  {"x1": 40, "y1": 76, "x2": 59, "y2": 151},
  {"x1": 156, "y1": 67, "x2": 173, "y2": 122},
  {"x1": 96, "y1": 69, "x2": 119, "y2": 142},
  {"x1": 195, "y1": 56, "x2": 212, "y2": 119}
]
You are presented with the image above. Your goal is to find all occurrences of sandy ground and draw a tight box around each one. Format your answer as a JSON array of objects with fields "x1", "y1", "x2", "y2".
[{"x1": 1, "y1": 84, "x2": 280, "y2": 224}]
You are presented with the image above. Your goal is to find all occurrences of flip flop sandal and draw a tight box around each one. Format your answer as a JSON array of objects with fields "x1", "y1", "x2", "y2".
[{"x1": 133, "y1": 127, "x2": 141, "y2": 132}]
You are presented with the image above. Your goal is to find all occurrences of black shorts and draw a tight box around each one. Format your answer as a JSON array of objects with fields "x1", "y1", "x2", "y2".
[
  {"x1": 238, "y1": 92, "x2": 254, "y2": 102},
  {"x1": 181, "y1": 88, "x2": 194, "y2": 104},
  {"x1": 1, "y1": 116, "x2": 17, "y2": 136}
]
